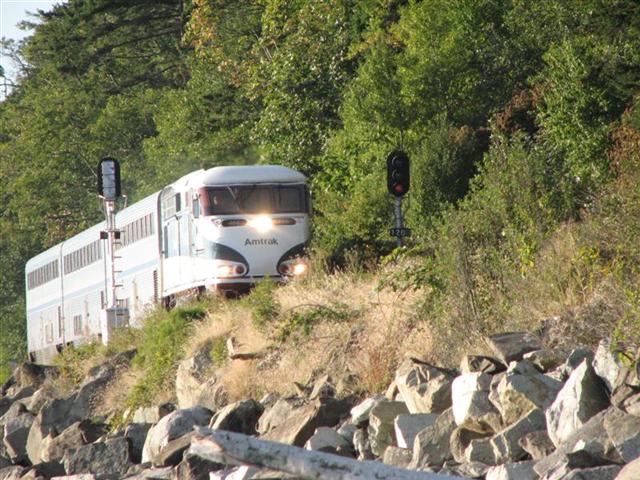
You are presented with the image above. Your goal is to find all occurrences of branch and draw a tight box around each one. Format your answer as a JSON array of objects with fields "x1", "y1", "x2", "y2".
[{"x1": 190, "y1": 427, "x2": 470, "y2": 480}]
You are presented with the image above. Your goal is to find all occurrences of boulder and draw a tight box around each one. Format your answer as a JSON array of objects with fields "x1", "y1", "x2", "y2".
[
  {"x1": 308, "y1": 374, "x2": 336, "y2": 400},
  {"x1": 394, "y1": 413, "x2": 438, "y2": 449},
  {"x1": 132, "y1": 403, "x2": 175, "y2": 424},
  {"x1": 12, "y1": 363, "x2": 58, "y2": 390},
  {"x1": 489, "y1": 360, "x2": 562, "y2": 425},
  {"x1": 210, "y1": 399, "x2": 264, "y2": 435},
  {"x1": 560, "y1": 348, "x2": 595, "y2": 379},
  {"x1": 534, "y1": 409, "x2": 621, "y2": 479},
  {"x1": 349, "y1": 395, "x2": 385, "y2": 426},
  {"x1": 24, "y1": 386, "x2": 57, "y2": 415},
  {"x1": 260, "y1": 398, "x2": 351, "y2": 447},
  {"x1": 304, "y1": 426, "x2": 351, "y2": 455},
  {"x1": 546, "y1": 359, "x2": 610, "y2": 447},
  {"x1": 409, "y1": 408, "x2": 456, "y2": 469},
  {"x1": 465, "y1": 437, "x2": 496, "y2": 465},
  {"x1": 484, "y1": 332, "x2": 542, "y2": 365},
  {"x1": 450, "y1": 427, "x2": 490, "y2": 463},
  {"x1": 485, "y1": 460, "x2": 537, "y2": 480},
  {"x1": 602, "y1": 408, "x2": 640, "y2": 463},
  {"x1": 0, "y1": 466, "x2": 26, "y2": 479},
  {"x1": 452, "y1": 372, "x2": 503, "y2": 433},
  {"x1": 623, "y1": 392, "x2": 640, "y2": 417},
  {"x1": 0, "y1": 403, "x2": 27, "y2": 429},
  {"x1": 175, "y1": 345, "x2": 227, "y2": 411},
  {"x1": 175, "y1": 451, "x2": 223, "y2": 479},
  {"x1": 124, "y1": 422, "x2": 152, "y2": 464},
  {"x1": 491, "y1": 408, "x2": 546, "y2": 464},
  {"x1": 460, "y1": 355, "x2": 506, "y2": 375},
  {"x1": 382, "y1": 446, "x2": 412, "y2": 468},
  {"x1": 367, "y1": 400, "x2": 408, "y2": 456},
  {"x1": 0, "y1": 457, "x2": 9, "y2": 469},
  {"x1": 21, "y1": 460, "x2": 66, "y2": 479},
  {"x1": 523, "y1": 349, "x2": 564, "y2": 372},
  {"x1": 546, "y1": 464, "x2": 621, "y2": 480},
  {"x1": 593, "y1": 338, "x2": 623, "y2": 393},
  {"x1": 518, "y1": 430, "x2": 555, "y2": 460},
  {"x1": 63, "y1": 437, "x2": 131, "y2": 479},
  {"x1": 336, "y1": 422, "x2": 357, "y2": 444},
  {"x1": 141, "y1": 406, "x2": 212, "y2": 464},
  {"x1": 443, "y1": 461, "x2": 491, "y2": 479},
  {"x1": 616, "y1": 456, "x2": 640, "y2": 480},
  {"x1": 7, "y1": 386, "x2": 34, "y2": 404},
  {"x1": 352, "y1": 428, "x2": 373, "y2": 460},
  {"x1": 153, "y1": 432, "x2": 194, "y2": 467},
  {"x1": 3, "y1": 412, "x2": 34, "y2": 464},
  {"x1": 257, "y1": 397, "x2": 305, "y2": 435},
  {"x1": 41, "y1": 419, "x2": 107, "y2": 462},
  {"x1": 26, "y1": 396, "x2": 78, "y2": 464},
  {"x1": 394, "y1": 358, "x2": 454, "y2": 414}
]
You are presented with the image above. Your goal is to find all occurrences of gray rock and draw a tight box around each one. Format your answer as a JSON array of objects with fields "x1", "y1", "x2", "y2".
[
  {"x1": 546, "y1": 464, "x2": 621, "y2": 480},
  {"x1": 444, "y1": 461, "x2": 491, "y2": 478},
  {"x1": 485, "y1": 332, "x2": 542, "y2": 365},
  {"x1": 336, "y1": 422, "x2": 357, "y2": 444},
  {"x1": 491, "y1": 408, "x2": 546, "y2": 464},
  {"x1": 141, "y1": 406, "x2": 212, "y2": 464},
  {"x1": 394, "y1": 358, "x2": 454, "y2": 414},
  {"x1": 622, "y1": 392, "x2": 640, "y2": 417},
  {"x1": 0, "y1": 466, "x2": 26, "y2": 479},
  {"x1": 210, "y1": 399, "x2": 264, "y2": 435},
  {"x1": 382, "y1": 446, "x2": 412, "y2": 468},
  {"x1": 132, "y1": 403, "x2": 175, "y2": 424},
  {"x1": 175, "y1": 345, "x2": 228, "y2": 411},
  {"x1": 490, "y1": 360, "x2": 562, "y2": 426},
  {"x1": 0, "y1": 399, "x2": 11, "y2": 420},
  {"x1": 63, "y1": 437, "x2": 131, "y2": 480},
  {"x1": 260, "y1": 398, "x2": 351, "y2": 447},
  {"x1": 21, "y1": 460, "x2": 66, "y2": 479},
  {"x1": 0, "y1": 457, "x2": 8, "y2": 470},
  {"x1": 26, "y1": 396, "x2": 77, "y2": 464},
  {"x1": 42, "y1": 419, "x2": 107, "y2": 462},
  {"x1": 410, "y1": 408, "x2": 456, "y2": 469},
  {"x1": 616, "y1": 456, "x2": 640, "y2": 480},
  {"x1": 8, "y1": 386, "x2": 35, "y2": 404},
  {"x1": 546, "y1": 360, "x2": 610, "y2": 447},
  {"x1": 460, "y1": 355, "x2": 506, "y2": 375},
  {"x1": 0, "y1": 402, "x2": 27, "y2": 428},
  {"x1": 519, "y1": 430, "x2": 556, "y2": 460},
  {"x1": 450, "y1": 427, "x2": 490, "y2": 463},
  {"x1": 3, "y1": 412, "x2": 34, "y2": 464},
  {"x1": 12, "y1": 363, "x2": 58, "y2": 391},
  {"x1": 352, "y1": 428, "x2": 373, "y2": 460},
  {"x1": 534, "y1": 409, "x2": 621, "y2": 478},
  {"x1": 452, "y1": 372, "x2": 503, "y2": 433},
  {"x1": 175, "y1": 451, "x2": 223, "y2": 479},
  {"x1": 561, "y1": 348, "x2": 594, "y2": 379},
  {"x1": 153, "y1": 432, "x2": 194, "y2": 467},
  {"x1": 602, "y1": 407, "x2": 640, "y2": 463},
  {"x1": 367, "y1": 400, "x2": 408, "y2": 456},
  {"x1": 465, "y1": 436, "x2": 496, "y2": 465},
  {"x1": 24, "y1": 386, "x2": 57, "y2": 414},
  {"x1": 394, "y1": 413, "x2": 438, "y2": 449},
  {"x1": 257, "y1": 397, "x2": 305, "y2": 435},
  {"x1": 124, "y1": 422, "x2": 152, "y2": 464},
  {"x1": 524, "y1": 349, "x2": 564, "y2": 372},
  {"x1": 593, "y1": 339, "x2": 623, "y2": 393},
  {"x1": 349, "y1": 395, "x2": 385, "y2": 426},
  {"x1": 304, "y1": 426, "x2": 350, "y2": 455},
  {"x1": 308, "y1": 374, "x2": 335, "y2": 400},
  {"x1": 485, "y1": 460, "x2": 537, "y2": 480}
]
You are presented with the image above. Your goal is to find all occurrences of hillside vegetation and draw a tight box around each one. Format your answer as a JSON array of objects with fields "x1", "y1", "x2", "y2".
[{"x1": 2, "y1": 0, "x2": 640, "y2": 388}]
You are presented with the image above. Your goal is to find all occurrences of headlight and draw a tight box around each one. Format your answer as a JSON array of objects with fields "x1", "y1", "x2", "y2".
[
  {"x1": 216, "y1": 263, "x2": 246, "y2": 278},
  {"x1": 292, "y1": 263, "x2": 307, "y2": 275},
  {"x1": 278, "y1": 259, "x2": 308, "y2": 277},
  {"x1": 247, "y1": 215, "x2": 273, "y2": 233}
]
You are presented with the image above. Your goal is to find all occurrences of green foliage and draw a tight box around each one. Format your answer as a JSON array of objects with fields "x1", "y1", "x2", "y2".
[
  {"x1": 243, "y1": 280, "x2": 280, "y2": 329},
  {"x1": 54, "y1": 342, "x2": 104, "y2": 387},
  {"x1": 275, "y1": 303, "x2": 354, "y2": 341},
  {"x1": 125, "y1": 305, "x2": 205, "y2": 408},
  {"x1": 209, "y1": 337, "x2": 229, "y2": 366}
]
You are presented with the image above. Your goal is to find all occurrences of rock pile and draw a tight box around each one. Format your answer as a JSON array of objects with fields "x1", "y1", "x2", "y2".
[{"x1": 1, "y1": 333, "x2": 639, "y2": 479}]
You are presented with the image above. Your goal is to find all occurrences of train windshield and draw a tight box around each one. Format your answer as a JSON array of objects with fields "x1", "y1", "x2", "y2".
[{"x1": 203, "y1": 184, "x2": 308, "y2": 215}]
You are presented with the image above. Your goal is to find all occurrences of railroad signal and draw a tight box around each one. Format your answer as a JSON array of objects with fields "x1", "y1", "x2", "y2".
[
  {"x1": 97, "y1": 157, "x2": 121, "y2": 200},
  {"x1": 386, "y1": 150, "x2": 410, "y2": 197}
]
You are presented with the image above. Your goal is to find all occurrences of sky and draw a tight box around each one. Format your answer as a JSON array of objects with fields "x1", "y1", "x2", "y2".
[{"x1": 1, "y1": 0, "x2": 59, "y2": 99}]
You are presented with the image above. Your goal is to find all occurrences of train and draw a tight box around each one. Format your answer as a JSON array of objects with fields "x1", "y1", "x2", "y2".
[{"x1": 25, "y1": 165, "x2": 311, "y2": 363}]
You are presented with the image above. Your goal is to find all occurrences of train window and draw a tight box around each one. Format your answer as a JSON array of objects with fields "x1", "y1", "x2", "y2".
[
  {"x1": 73, "y1": 314, "x2": 82, "y2": 335},
  {"x1": 204, "y1": 185, "x2": 308, "y2": 215}
]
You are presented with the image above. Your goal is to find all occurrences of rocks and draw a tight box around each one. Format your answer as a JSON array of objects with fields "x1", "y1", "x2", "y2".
[
  {"x1": 409, "y1": 408, "x2": 456, "y2": 469},
  {"x1": 450, "y1": 427, "x2": 489, "y2": 463},
  {"x1": 41, "y1": 419, "x2": 107, "y2": 462},
  {"x1": 452, "y1": 372, "x2": 503, "y2": 433},
  {"x1": 489, "y1": 360, "x2": 562, "y2": 425},
  {"x1": 304, "y1": 426, "x2": 351, "y2": 455},
  {"x1": 394, "y1": 413, "x2": 438, "y2": 449},
  {"x1": 602, "y1": 408, "x2": 640, "y2": 463},
  {"x1": 63, "y1": 437, "x2": 131, "y2": 479},
  {"x1": 382, "y1": 446, "x2": 412, "y2": 468},
  {"x1": 210, "y1": 399, "x2": 264, "y2": 435},
  {"x1": 485, "y1": 460, "x2": 537, "y2": 480},
  {"x1": 175, "y1": 451, "x2": 223, "y2": 479},
  {"x1": 546, "y1": 359, "x2": 610, "y2": 447},
  {"x1": 349, "y1": 395, "x2": 385, "y2": 426},
  {"x1": 124, "y1": 422, "x2": 152, "y2": 464},
  {"x1": 3, "y1": 413, "x2": 34, "y2": 464},
  {"x1": 132, "y1": 404, "x2": 175, "y2": 424},
  {"x1": 485, "y1": 332, "x2": 542, "y2": 365},
  {"x1": 175, "y1": 345, "x2": 227, "y2": 411},
  {"x1": 490, "y1": 408, "x2": 546, "y2": 464},
  {"x1": 260, "y1": 398, "x2": 351, "y2": 447},
  {"x1": 460, "y1": 355, "x2": 506, "y2": 375},
  {"x1": 141, "y1": 406, "x2": 213, "y2": 464},
  {"x1": 593, "y1": 339, "x2": 623, "y2": 393},
  {"x1": 367, "y1": 400, "x2": 408, "y2": 456},
  {"x1": 257, "y1": 397, "x2": 304, "y2": 435},
  {"x1": 394, "y1": 358, "x2": 454, "y2": 414},
  {"x1": 518, "y1": 430, "x2": 555, "y2": 460},
  {"x1": 616, "y1": 457, "x2": 640, "y2": 480}
]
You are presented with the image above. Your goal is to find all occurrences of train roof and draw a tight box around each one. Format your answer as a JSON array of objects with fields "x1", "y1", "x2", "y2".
[{"x1": 200, "y1": 165, "x2": 306, "y2": 186}]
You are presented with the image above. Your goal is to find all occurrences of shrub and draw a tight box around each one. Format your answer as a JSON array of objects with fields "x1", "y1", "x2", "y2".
[{"x1": 242, "y1": 280, "x2": 280, "y2": 329}]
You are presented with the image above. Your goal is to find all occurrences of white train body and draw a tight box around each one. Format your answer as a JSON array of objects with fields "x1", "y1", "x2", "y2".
[{"x1": 25, "y1": 165, "x2": 310, "y2": 363}]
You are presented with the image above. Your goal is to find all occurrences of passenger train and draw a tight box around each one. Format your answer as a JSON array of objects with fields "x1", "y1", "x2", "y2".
[{"x1": 25, "y1": 165, "x2": 310, "y2": 363}]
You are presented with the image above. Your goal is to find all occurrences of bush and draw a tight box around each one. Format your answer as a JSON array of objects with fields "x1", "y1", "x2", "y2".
[{"x1": 242, "y1": 280, "x2": 280, "y2": 329}]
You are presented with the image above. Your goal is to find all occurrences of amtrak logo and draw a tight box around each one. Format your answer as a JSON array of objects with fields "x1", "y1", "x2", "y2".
[{"x1": 245, "y1": 238, "x2": 278, "y2": 246}]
